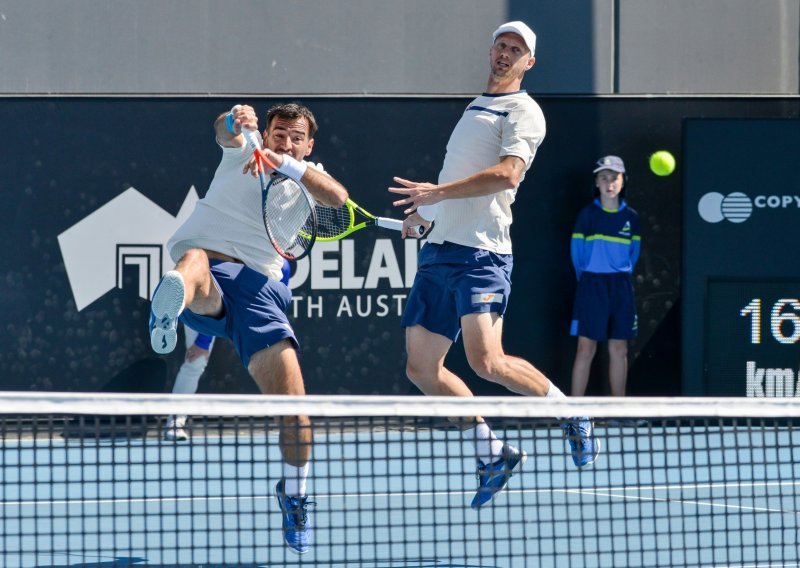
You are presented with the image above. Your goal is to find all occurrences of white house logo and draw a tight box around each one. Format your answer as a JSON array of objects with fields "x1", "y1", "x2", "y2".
[
  {"x1": 58, "y1": 186, "x2": 418, "y2": 319},
  {"x1": 699, "y1": 191, "x2": 800, "y2": 224},
  {"x1": 58, "y1": 187, "x2": 199, "y2": 311}
]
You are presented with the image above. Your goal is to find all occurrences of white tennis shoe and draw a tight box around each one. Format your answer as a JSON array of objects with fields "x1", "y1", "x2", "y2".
[
  {"x1": 149, "y1": 270, "x2": 186, "y2": 354},
  {"x1": 163, "y1": 415, "x2": 189, "y2": 441}
]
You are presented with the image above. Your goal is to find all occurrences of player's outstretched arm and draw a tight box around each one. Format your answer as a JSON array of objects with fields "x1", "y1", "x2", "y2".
[{"x1": 389, "y1": 156, "x2": 526, "y2": 215}]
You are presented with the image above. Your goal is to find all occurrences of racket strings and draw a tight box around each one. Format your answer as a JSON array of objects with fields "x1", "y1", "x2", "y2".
[
  {"x1": 315, "y1": 204, "x2": 353, "y2": 239},
  {"x1": 263, "y1": 177, "x2": 315, "y2": 259}
]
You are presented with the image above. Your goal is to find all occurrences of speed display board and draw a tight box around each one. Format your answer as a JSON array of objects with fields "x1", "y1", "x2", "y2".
[
  {"x1": 682, "y1": 119, "x2": 800, "y2": 396},
  {"x1": 705, "y1": 280, "x2": 800, "y2": 396}
]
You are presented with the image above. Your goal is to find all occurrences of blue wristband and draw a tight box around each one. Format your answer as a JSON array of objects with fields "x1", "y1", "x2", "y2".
[
  {"x1": 225, "y1": 112, "x2": 236, "y2": 135},
  {"x1": 193, "y1": 333, "x2": 214, "y2": 350}
]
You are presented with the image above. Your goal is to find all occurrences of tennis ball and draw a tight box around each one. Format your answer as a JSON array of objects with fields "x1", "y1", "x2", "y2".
[{"x1": 649, "y1": 151, "x2": 676, "y2": 176}]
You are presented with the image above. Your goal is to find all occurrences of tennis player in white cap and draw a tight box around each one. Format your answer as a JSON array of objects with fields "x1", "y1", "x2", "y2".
[{"x1": 390, "y1": 20, "x2": 601, "y2": 509}]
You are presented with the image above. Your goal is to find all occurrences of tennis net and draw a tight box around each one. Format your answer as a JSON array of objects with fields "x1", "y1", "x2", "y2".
[{"x1": 0, "y1": 392, "x2": 798, "y2": 567}]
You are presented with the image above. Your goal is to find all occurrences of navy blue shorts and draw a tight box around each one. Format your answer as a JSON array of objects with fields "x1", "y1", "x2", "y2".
[
  {"x1": 180, "y1": 259, "x2": 297, "y2": 368},
  {"x1": 570, "y1": 272, "x2": 637, "y2": 341},
  {"x1": 401, "y1": 242, "x2": 513, "y2": 342}
]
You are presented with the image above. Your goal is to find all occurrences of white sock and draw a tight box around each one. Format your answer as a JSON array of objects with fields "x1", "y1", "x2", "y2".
[
  {"x1": 283, "y1": 462, "x2": 309, "y2": 497},
  {"x1": 166, "y1": 346, "x2": 207, "y2": 431},
  {"x1": 167, "y1": 415, "x2": 187, "y2": 428},
  {"x1": 545, "y1": 382, "x2": 575, "y2": 425},
  {"x1": 172, "y1": 356, "x2": 207, "y2": 394},
  {"x1": 545, "y1": 381, "x2": 567, "y2": 399},
  {"x1": 469, "y1": 422, "x2": 505, "y2": 465}
]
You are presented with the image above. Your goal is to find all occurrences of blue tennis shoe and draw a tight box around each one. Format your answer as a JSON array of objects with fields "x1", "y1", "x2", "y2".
[
  {"x1": 275, "y1": 479, "x2": 314, "y2": 554},
  {"x1": 149, "y1": 271, "x2": 185, "y2": 354},
  {"x1": 562, "y1": 417, "x2": 601, "y2": 469},
  {"x1": 470, "y1": 443, "x2": 527, "y2": 509}
]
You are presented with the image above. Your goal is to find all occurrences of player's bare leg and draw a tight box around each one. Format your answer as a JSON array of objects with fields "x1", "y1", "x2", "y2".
[
  {"x1": 173, "y1": 248, "x2": 223, "y2": 317},
  {"x1": 571, "y1": 336, "x2": 598, "y2": 396},
  {"x1": 404, "y1": 325, "x2": 472, "y2": 397},
  {"x1": 150, "y1": 248, "x2": 227, "y2": 354},
  {"x1": 461, "y1": 312, "x2": 598, "y2": 470},
  {"x1": 250, "y1": 340, "x2": 314, "y2": 553},
  {"x1": 461, "y1": 312, "x2": 551, "y2": 396},
  {"x1": 405, "y1": 323, "x2": 528, "y2": 507},
  {"x1": 248, "y1": 340, "x2": 311, "y2": 468}
]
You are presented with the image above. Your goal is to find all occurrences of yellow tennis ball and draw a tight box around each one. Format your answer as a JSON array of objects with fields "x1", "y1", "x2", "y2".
[{"x1": 649, "y1": 150, "x2": 676, "y2": 176}]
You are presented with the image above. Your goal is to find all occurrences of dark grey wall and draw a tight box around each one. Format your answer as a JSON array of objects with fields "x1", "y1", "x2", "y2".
[
  {"x1": 617, "y1": 0, "x2": 799, "y2": 94},
  {"x1": 1, "y1": 0, "x2": 797, "y2": 95}
]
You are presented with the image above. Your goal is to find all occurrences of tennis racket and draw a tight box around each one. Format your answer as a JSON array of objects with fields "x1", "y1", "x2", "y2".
[
  {"x1": 313, "y1": 199, "x2": 425, "y2": 242},
  {"x1": 241, "y1": 126, "x2": 318, "y2": 261}
]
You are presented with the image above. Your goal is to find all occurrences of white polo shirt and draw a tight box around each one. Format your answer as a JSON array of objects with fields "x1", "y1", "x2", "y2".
[
  {"x1": 426, "y1": 90, "x2": 546, "y2": 254},
  {"x1": 168, "y1": 141, "x2": 323, "y2": 280}
]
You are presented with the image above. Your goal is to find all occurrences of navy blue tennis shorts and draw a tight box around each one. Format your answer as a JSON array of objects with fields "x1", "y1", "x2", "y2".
[
  {"x1": 180, "y1": 259, "x2": 297, "y2": 368},
  {"x1": 401, "y1": 241, "x2": 513, "y2": 342},
  {"x1": 570, "y1": 271, "x2": 637, "y2": 341}
]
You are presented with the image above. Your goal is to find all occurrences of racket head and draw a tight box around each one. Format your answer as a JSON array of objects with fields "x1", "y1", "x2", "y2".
[
  {"x1": 314, "y1": 199, "x2": 358, "y2": 241},
  {"x1": 261, "y1": 174, "x2": 317, "y2": 261},
  {"x1": 312, "y1": 198, "x2": 408, "y2": 242}
]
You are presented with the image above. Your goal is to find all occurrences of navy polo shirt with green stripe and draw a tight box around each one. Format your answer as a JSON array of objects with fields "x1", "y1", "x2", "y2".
[{"x1": 571, "y1": 198, "x2": 641, "y2": 278}]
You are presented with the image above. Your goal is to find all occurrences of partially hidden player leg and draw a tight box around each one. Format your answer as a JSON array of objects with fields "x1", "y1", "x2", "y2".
[
  {"x1": 149, "y1": 249, "x2": 222, "y2": 354},
  {"x1": 571, "y1": 336, "x2": 598, "y2": 396},
  {"x1": 164, "y1": 326, "x2": 212, "y2": 441},
  {"x1": 404, "y1": 324, "x2": 525, "y2": 509},
  {"x1": 248, "y1": 340, "x2": 313, "y2": 554}
]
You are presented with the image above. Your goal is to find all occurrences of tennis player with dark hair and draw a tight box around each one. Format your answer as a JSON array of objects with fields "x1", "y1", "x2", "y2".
[
  {"x1": 390, "y1": 21, "x2": 600, "y2": 509},
  {"x1": 149, "y1": 102, "x2": 348, "y2": 554},
  {"x1": 570, "y1": 155, "x2": 641, "y2": 396}
]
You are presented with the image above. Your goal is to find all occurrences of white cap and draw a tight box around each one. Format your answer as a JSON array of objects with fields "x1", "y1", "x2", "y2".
[{"x1": 492, "y1": 21, "x2": 536, "y2": 55}]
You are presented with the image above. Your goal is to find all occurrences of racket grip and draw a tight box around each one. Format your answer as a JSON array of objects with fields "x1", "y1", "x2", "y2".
[
  {"x1": 241, "y1": 127, "x2": 262, "y2": 151},
  {"x1": 376, "y1": 218, "x2": 403, "y2": 231},
  {"x1": 376, "y1": 218, "x2": 426, "y2": 237}
]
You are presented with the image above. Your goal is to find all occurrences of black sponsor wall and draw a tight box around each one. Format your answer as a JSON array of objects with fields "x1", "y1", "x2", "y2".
[{"x1": 0, "y1": 98, "x2": 796, "y2": 395}]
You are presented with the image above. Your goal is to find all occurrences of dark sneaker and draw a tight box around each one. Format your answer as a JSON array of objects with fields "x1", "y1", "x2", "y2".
[
  {"x1": 470, "y1": 443, "x2": 527, "y2": 509},
  {"x1": 562, "y1": 417, "x2": 601, "y2": 469},
  {"x1": 274, "y1": 479, "x2": 314, "y2": 554}
]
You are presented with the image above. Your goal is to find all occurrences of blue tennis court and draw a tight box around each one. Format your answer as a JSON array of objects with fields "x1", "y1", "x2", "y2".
[{"x1": 2, "y1": 415, "x2": 799, "y2": 568}]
